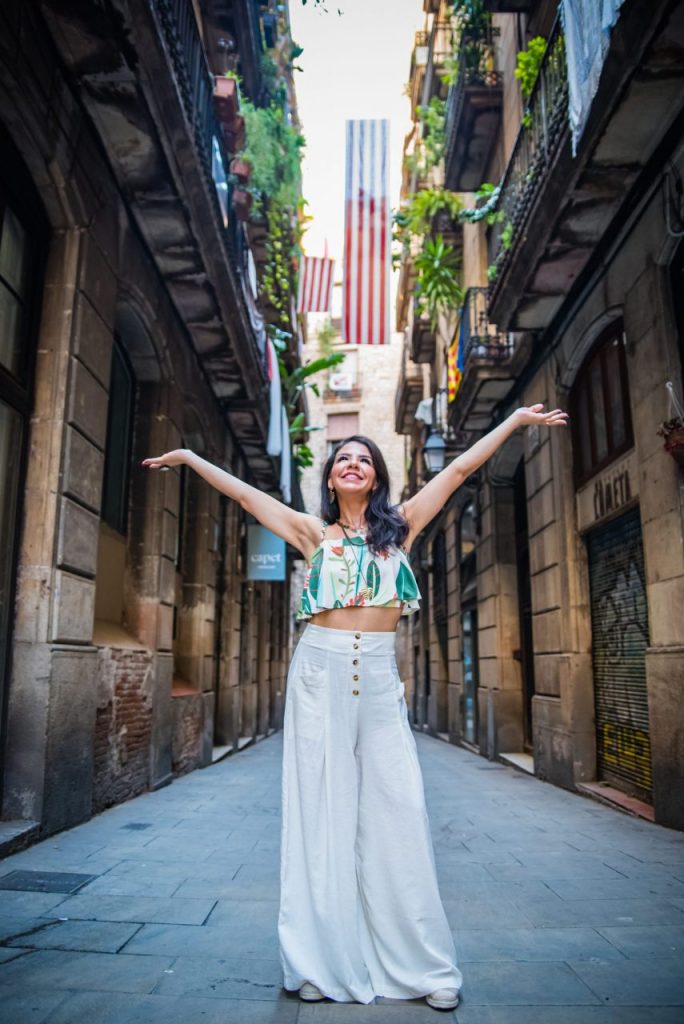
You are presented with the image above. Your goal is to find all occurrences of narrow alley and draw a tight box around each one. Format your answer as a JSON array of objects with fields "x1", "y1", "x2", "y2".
[{"x1": 1, "y1": 732, "x2": 683, "y2": 1023}]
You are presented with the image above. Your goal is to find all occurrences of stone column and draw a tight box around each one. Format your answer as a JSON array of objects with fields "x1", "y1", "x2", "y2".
[{"x1": 4, "y1": 220, "x2": 117, "y2": 833}]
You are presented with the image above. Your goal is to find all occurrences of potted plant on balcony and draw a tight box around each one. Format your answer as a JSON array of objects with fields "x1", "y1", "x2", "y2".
[
  {"x1": 657, "y1": 381, "x2": 684, "y2": 466},
  {"x1": 232, "y1": 187, "x2": 253, "y2": 221},
  {"x1": 414, "y1": 233, "x2": 463, "y2": 331},
  {"x1": 230, "y1": 157, "x2": 252, "y2": 184}
]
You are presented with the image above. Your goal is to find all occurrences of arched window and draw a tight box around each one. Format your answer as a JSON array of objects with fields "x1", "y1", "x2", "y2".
[{"x1": 570, "y1": 322, "x2": 633, "y2": 487}]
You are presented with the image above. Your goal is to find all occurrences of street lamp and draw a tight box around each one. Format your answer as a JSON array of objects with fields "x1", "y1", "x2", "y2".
[{"x1": 423, "y1": 431, "x2": 446, "y2": 476}]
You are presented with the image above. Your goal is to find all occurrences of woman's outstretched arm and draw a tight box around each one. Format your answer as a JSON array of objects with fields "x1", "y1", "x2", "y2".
[
  {"x1": 401, "y1": 404, "x2": 568, "y2": 545},
  {"x1": 142, "y1": 449, "x2": 321, "y2": 557}
]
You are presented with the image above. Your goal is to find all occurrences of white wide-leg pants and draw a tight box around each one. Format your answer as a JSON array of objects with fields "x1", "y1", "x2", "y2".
[{"x1": 278, "y1": 623, "x2": 463, "y2": 1003}]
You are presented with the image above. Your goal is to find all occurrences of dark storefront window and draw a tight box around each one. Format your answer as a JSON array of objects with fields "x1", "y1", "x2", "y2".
[
  {"x1": 0, "y1": 177, "x2": 44, "y2": 788},
  {"x1": 459, "y1": 501, "x2": 479, "y2": 745},
  {"x1": 571, "y1": 323, "x2": 633, "y2": 486},
  {"x1": 101, "y1": 342, "x2": 135, "y2": 535},
  {"x1": 669, "y1": 240, "x2": 684, "y2": 389}
]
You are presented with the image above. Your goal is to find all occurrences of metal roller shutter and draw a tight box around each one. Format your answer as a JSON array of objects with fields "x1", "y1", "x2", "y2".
[{"x1": 587, "y1": 506, "x2": 652, "y2": 801}]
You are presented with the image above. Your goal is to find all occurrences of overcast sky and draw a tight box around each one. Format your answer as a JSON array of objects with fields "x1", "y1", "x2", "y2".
[{"x1": 288, "y1": 0, "x2": 424, "y2": 307}]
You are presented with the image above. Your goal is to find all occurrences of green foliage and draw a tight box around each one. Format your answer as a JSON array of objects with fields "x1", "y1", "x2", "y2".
[
  {"x1": 394, "y1": 188, "x2": 463, "y2": 251},
  {"x1": 451, "y1": 0, "x2": 490, "y2": 37},
  {"x1": 500, "y1": 221, "x2": 513, "y2": 251},
  {"x1": 487, "y1": 262, "x2": 498, "y2": 283},
  {"x1": 316, "y1": 317, "x2": 336, "y2": 357},
  {"x1": 515, "y1": 36, "x2": 547, "y2": 100},
  {"x1": 415, "y1": 97, "x2": 446, "y2": 172},
  {"x1": 239, "y1": 100, "x2": 305, "y2": 214},
  {"x1": 260, "y1": 201, "x2": 297, "y2": 327},
  {"x1": 457, "y1": 182, "x2": 503, "y2": 225},
  {"x1": 414, "y1": 234, "x2": 463, "y2": 329}
]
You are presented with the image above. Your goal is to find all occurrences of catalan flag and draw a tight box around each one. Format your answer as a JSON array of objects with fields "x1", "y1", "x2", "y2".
[
  {"x1": 447, "y1": 315, "x2": 464, "y2": 402},
  {"x1": 342, "y1": 119, "x2": 390, "y2": 345}
]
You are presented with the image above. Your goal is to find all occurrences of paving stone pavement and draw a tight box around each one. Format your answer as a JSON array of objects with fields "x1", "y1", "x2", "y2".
[{"x1": 1, "y1": 730, "x2": 684, "y2": 1023}]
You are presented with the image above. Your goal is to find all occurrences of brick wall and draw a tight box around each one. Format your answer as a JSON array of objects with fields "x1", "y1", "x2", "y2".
[
  {"x1": 93, "y1": 647, "x2": 154, "y2": 813},
  {"x1": 171, "y1": 693, "x2": 203, "y2": 776}
]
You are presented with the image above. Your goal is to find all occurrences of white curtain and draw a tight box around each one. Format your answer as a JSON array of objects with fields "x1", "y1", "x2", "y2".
[
  {"x1": 266, "y1": 339, "x2": 282, "y2": 456},
  {"x1": 562, "y1": 0, "x2": 625, "y2": 156},
  {"x1": 280, "y1": 404, "x2": 292, "y2": 504}
]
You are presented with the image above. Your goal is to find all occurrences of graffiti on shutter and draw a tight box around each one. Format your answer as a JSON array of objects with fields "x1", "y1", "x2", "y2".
[{"x1": 587, "y1": 506, "x2": 652, "y2": 800}]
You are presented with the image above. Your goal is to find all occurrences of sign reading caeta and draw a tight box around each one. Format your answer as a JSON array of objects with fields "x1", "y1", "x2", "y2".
[
  {"x1": 247, "y1": 525, "x2": 286, "y2": 581},
  {"x1": 576, "y1": 450, "x2": 638, "y2": 533}
]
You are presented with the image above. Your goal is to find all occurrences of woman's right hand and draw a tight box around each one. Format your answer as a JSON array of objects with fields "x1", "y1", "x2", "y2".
[{"x1": 142, "y1": 449, "x2": 192, "y2": 470}]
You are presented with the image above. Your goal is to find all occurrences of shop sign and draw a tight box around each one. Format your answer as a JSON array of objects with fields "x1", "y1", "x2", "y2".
[
  {"x1": 247, "y1": 525, "x2": 286, "y2": 581},
  {"x1": 576, "y1": 450, "x2": 638, "y2": 532}
]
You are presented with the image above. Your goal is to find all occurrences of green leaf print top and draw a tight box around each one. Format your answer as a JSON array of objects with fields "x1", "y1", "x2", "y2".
[{"x1": 297, "y1": 522, "x2": 421, "y2": 622}]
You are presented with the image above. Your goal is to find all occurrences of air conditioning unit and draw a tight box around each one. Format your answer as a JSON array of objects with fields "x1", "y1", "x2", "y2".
[{"x1": 329, "y1": 371, "x2": 354, "y2": 391}]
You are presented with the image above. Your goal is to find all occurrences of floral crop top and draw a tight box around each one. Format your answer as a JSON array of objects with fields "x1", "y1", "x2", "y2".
[{"x1": 297, "y1": 520, "x2": 421, "y2": 621}]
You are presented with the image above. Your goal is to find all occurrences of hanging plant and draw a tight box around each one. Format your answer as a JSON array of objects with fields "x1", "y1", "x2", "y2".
[
  {"x1": 414, "y1": 233, "x2": 463, "y2": 329},
  {"x1": 515, "y1": 36, "x2": 547, "y2": 100},
  {"x1": 237, "y1": 99, "x2": 305, "y2": 217},
  {"x1": 415, "y1": 97, "x2": 447, "y2": 173},
  {"x1": 394, "y1": 188, "x2": 463, "y2": 250}
]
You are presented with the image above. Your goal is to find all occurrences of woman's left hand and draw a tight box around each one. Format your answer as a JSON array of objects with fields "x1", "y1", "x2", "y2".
[{"x1": 514, "y1": 404, "x2": 569, "y2": 428}]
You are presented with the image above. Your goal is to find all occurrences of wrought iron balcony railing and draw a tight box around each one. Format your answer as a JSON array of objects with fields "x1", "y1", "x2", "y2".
[
  {"x1": 395, "y1": 342, "x2": 423, "y2": 435},
  {"x1": 444, "y1": 25, "x2": 502, "y2": 191},
  {"x1": 461, "y1": 287, "x2": 512, "y2": 363},
  {"x1": 155, "y1": 0, "x2": 246, "y2": 265},
  {"x1": 487, "y1": 15, "x2": 568, "y2": 284},
  {"x1": 154, "y1": 0, "x2": 264, "y2": 358}
]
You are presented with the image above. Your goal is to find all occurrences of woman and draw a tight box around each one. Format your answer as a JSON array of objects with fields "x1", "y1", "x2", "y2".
[{"x1": 143, "y1": 402, "x2": 567, "y2": 1010}]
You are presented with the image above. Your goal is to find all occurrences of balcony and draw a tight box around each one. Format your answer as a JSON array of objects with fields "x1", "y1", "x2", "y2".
[
  {"x1": 448, "y1": 288, "x2": 523, "y2": 432},
  {"x1": 443, "y1": 26, "x2": 502, "y2": 192},
  {"x1": 40, "y1": 0, "x2": 278, "y2": 488},
  {"x1": 487, "y1": 1, "x2": 684, "y2": 332},
  {"x1": 408, "y1": 30, "x2": 429, "y2": 119},
  {"x1": 410, "y1": 302, "x2": 437, "y2": 364},
  {"x1": 396, "y1": 347, "x2": 424, "y2": 435},
  {"x1": 425, "y1": 20, "x2": 454, "y2": 102}
]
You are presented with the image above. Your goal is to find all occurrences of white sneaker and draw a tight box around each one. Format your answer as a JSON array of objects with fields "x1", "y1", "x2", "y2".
[
  {"x1": 426, "y1": 987, "x2": 460, "y2": 1010},
  {"x1": 299, "y1": 981, "x2": 326, "y2": 1001}
]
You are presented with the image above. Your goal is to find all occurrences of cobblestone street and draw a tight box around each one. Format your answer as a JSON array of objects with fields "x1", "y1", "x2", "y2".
[{"x1": 1, "y1": 732, "x2": 684, "y2": 1023}]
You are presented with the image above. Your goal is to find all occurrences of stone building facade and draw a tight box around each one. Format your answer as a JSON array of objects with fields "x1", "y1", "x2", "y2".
[
  {"x1": 396, "y1": 0, "x2": 684, "y2": 829},
  {"x1": 0, "y1": 0, "x2": 299, "y2": 849}
]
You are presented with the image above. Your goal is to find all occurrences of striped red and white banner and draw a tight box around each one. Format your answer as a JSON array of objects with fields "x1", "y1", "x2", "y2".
[
  {"x1": 297, "y1": 256, "x2": 335, "y2": 314},
  {"x1": 342, "y1": 119, "x2": 390, "y2": 345}
]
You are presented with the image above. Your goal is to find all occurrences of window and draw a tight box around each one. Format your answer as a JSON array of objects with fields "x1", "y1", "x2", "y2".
[
  {"x1": 570, "y1": 324, "x2": 633, "y2": 486},
  {"x1": 669, "y1": 239, "x2": 684, "y2": 391},
  {"x1": 101, "y1": 342, "x2": 135, "y2": 534},
  {"x1": 326, "y1": 411, "x2": 359, "y2": 456},
  {"x1": 459, "y1": 500, "x2": 477, "y2": 604},
  {"x1": 0, "y1": 166, "x2": 45, "y2": 775},
  {"x1": 0, "y1": 205, "x2": 31, "y2": 384}
]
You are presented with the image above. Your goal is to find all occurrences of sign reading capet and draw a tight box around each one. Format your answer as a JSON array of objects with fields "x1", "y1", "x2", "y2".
[{"x1": 247, "y1": 525, "x2": 286, "y2": 581}]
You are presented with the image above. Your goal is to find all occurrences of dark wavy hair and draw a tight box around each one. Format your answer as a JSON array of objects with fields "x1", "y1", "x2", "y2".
[{"x1": 320, "y1": 435, "x2": 409, "y2": 555}]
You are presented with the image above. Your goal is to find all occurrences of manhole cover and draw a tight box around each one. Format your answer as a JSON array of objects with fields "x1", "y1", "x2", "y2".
[
  {"x1": 120, "y1": 823, "x2": 152, "y2": 831},
  {"x1": 0, "y1": 870, "x2": 96, "y2": 893}
]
